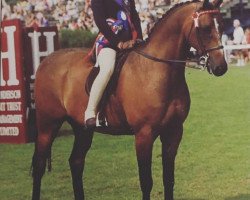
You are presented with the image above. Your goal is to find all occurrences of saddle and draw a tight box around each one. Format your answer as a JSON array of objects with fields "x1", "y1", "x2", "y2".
[{"x1": 85, "y1": 49, "x2": 131, "y2": 127}]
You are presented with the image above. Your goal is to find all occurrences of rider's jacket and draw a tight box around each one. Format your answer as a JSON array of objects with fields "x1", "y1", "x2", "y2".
[{"x1": 91, "y1": 0, "x2": 143, "y2": 52}]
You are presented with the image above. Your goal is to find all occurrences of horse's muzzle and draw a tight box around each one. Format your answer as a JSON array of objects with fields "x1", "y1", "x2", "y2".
[
  {"x1": 207, "y1": 55, "x2": 228, "y2": 76},
  {"x1": 212, "y1": 63, "x2": 228, "y2": 76}
]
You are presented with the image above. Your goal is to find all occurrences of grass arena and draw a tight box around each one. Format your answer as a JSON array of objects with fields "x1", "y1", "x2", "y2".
[{"x1": 1, "y1": 64, "x2": 250, "y2": 200}]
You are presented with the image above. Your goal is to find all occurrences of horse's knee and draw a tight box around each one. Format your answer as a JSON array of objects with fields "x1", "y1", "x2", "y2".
[
  {"x1": 69, "y1": 157, "x2": 82, "y2": 166},
  {"x1": 165, "y1": 147, "x2": 178, "y2": 160},
  {"x1": 68, "y1": 150, "x2": 88, "y2": 170},
  {"x1": 69, "y1": 145, "x2": 91, "y2": 170},
  {"x1": 68, "y1": 158, "x2": 84, "y2": 177},
  {"x1": 84, "y1": 139, "x2": 93, "y2": 151}
]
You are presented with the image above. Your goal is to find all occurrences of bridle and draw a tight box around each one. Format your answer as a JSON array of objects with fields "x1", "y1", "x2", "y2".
[
  {"x1": 192, "y1": 9, "x2": 223, "y2": 55},
  {"x1": 134, "y1": 8, "x2": 224, "y2": 70}
]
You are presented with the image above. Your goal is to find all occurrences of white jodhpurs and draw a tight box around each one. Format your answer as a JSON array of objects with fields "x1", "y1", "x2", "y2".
[{"x1": 85, "y1": 48, "x2": 116, "y2": 121}]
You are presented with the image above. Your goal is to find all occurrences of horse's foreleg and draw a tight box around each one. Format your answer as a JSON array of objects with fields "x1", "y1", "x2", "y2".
[
  {"x1": 69, "y1": 124, "x2": 93, "y2": 200},
  {"x1": 160, "y1": 123, "x2": 183, "y2": 200},
  {"x1": 135, "y1": 126, "x2": 156, "y2": 200},
  {"x1": 32, "y1": 123, "x2": 60, "y2": 200}
]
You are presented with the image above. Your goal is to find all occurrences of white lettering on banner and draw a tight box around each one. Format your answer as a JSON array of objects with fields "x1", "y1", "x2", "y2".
[
  {"x1": 0, "y1": 103, "x2": 6, "y2": 111},
  {"x1": 6, "y1": 102, "x2": 21, "y2": 111},
  {"x1": 0, "y1": 26, "x2": 19, "y2": 86},
  {"x1": 0, "y1": 90, "x2": 21, "y2": 99},
  {"x1": 0, "y1": 115, "x2": 23, "y2": 123},
  {"x1": 0, "y1": 127, "x2": 19, "y2": 136},
  {"x1": 28, "y1": 31, "x2": 56, "y2": 79}
]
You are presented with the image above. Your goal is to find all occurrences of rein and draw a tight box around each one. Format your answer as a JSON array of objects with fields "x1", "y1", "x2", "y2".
[
  {"x1": 133, "y1": 8, "x2": 223, "y2": 69},
  {"x1": 133, "y1": 49, "x2": 187, "y2": 64}
]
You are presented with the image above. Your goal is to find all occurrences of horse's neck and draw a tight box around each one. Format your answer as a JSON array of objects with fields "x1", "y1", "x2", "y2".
[{"x1": 143, "y1": 4, "x2": 194, "y2": 61}]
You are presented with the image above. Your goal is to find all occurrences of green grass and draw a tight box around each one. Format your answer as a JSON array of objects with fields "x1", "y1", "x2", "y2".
[{"x1": 1, "y1": 65, "x2": 250, "y2": 200}]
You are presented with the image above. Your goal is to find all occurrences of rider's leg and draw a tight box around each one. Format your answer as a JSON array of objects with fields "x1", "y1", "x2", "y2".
[{"x1": 85, "y1": 48, "x2": 116, "y2": 125}]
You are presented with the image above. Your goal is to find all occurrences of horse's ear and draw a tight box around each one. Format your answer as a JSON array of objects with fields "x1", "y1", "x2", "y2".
[
  {"x1": 202, "y1": 0, "x2": 210, "y2": 8},
  {"x1": 213, "y1": 0, "x2": 223, "y2": 8}
]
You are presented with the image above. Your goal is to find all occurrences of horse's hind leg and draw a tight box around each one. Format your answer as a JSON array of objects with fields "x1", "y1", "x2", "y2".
[
  {"x1": 135, "y1": 126, "x2": 157, "y2": 200},
  {"x1": 68, "y1": 120, "x2": 94, "y2": 200},
  {"x1": 32, "y1": 119, "x2": 63, "y2": 200},
  {"x1": 160, "y1": 122, "x2": 183, "y2": 200}
]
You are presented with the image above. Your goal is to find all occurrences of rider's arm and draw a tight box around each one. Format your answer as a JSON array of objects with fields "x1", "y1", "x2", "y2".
[
  {"x1": 130, "y1": 0, "x2": 143, "y2": 40},
  {"x1": 91, "y1": 0, "x2": 121, "y2": 47}
]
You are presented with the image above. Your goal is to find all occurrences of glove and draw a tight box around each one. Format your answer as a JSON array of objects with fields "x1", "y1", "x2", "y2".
[{"x1": 117, "y1": 40, "x2": 136, "y2": 50}]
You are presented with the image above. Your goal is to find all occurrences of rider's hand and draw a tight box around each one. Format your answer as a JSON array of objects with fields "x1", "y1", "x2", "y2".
[
  {"x1": 117, "y1": 40, "x2": 135, "y2": 50},
  {"x1": 117, "y1": 42, "x2": 124, "y2": 49},
  {"x1": 123, "y1": 40, "x2": 135, "y2": 49}
]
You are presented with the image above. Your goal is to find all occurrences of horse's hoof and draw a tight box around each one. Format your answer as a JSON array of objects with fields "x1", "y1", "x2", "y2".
[{"x1": 85, "y1": 118, "x2": 96, "y2": 130}]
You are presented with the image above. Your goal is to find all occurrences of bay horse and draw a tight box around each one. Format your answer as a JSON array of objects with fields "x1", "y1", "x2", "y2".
[{"x1": 32, "y1": 0, "x2": 227, "y2": 199}]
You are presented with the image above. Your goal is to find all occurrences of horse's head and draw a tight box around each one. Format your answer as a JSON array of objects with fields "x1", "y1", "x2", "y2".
[{"x1": 186, "y1": 0, "x2": 227, "y2": 76}]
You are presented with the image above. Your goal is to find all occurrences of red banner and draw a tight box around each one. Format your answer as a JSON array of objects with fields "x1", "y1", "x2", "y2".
[
  {"x1": 0, "y1": 19, "x2": 27, "y2": 143},
  {"x1": 23, "y1": 26, "x2": 59, "y2": 83},
  {"x1": 0, "y1": 20, "x2": 59, "y2": 143}
]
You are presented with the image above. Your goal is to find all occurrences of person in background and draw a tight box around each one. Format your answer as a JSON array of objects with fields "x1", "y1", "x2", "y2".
[
  {"x1": 84, "y1": 0, "x2": 143, "y2": 128},
  {"x1": 242, "y1": 28, "x2": 250, "y2": 63},
  {"x1": 233, "y1": 19, "x2": 245, "y2": 66},
  {"x1": 233, "y1": 19, "x2": 245, "y2": 45}
]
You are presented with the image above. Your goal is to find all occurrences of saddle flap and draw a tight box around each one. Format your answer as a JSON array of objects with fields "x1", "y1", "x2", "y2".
[
  {"x1": 85, "y1": 66, "x2": 100, "y2": 96},
  {"x1": 85, "y1": 49, "x2": 130, "y2": 96}
]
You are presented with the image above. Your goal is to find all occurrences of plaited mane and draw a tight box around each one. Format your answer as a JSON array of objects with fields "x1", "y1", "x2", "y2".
[{"x1": 145, "y1": 0, "x2": 201, "y2": 42}]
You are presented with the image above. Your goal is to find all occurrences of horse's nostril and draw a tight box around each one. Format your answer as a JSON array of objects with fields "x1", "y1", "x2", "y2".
[{"x1": 213, "y1": 65, "x2": 227, "y2": 76}]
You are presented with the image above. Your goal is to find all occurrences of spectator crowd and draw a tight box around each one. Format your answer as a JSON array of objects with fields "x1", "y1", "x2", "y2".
[
  {"x1": 1, "y1": 0, "x2": 166, "y2": 38},
  {"x1": 1, "y1": 0, "x2": 250, "y2": 63},
  {"x1": 222, "y1": 19, "x2": 250, "y2": 66},
  {"x1": 1, "y1": 0, "x2": 96, "y2": 31}
]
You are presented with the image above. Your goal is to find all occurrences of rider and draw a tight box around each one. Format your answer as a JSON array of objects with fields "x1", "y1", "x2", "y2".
[{"x1": 85, "y1": 0, "x2": 143, "y2": 128}]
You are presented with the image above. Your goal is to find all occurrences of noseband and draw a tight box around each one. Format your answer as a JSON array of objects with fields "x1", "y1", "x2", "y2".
[{"x1": 134, "y1": 8, "x2": 224, "y2": 69}]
